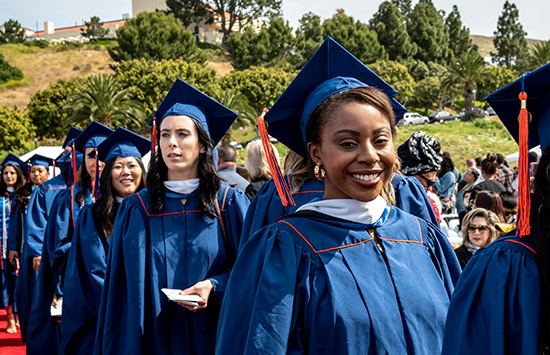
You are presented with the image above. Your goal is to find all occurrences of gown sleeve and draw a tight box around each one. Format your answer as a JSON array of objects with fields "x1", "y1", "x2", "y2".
[
  {"x1": 208, "y1": 187, "x2": 249, "y2": 303},
  {"x1": 23, "y1": 186, "x2": 48, "y2": 257},
  {"x1": 391, "y1": 173, "x2": 440, "y2": 225},
  {"x1": 61, "y1": 205, "x2": 107, "y2": 353},
  {"x1": 7, "y1": 202, "x2": 21, "y2": 253},
  {"x1": 441, "y1": 237, "x2": 540, "y2": 355},
  {"x1": 215, "y1": 225, "x2": 303, "y2": 355},
  {"x1": 94, "y1": 198, "x2": 147, "y2": 355}
]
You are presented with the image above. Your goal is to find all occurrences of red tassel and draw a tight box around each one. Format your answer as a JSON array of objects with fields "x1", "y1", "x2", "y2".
[
  {"x1": 151, "y1": 116, "x2": 157, "y2": 158},
  {"x1": 257, "y1": 108, "x2": 295, "y2": 207},
  {"x1": 72, "y1": 143, "x2": 78, "y2": 186},
  {"x1": 27, "y1": 165, "x2": 31, "y2": 183},
  {"x1": 53, "y1": 160, "x2": 56, "y2": 177},
  {"x1": 93, "y1": 148, "x2": 100, "y2": 200},
  {"x1": 517, "y1": 91, "x2": 530, "y2": 237}
]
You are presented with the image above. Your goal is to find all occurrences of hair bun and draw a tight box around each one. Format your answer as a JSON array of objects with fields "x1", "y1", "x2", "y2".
[{"x1": 486, "y1": 153, "x2": 497, "y2": 162}]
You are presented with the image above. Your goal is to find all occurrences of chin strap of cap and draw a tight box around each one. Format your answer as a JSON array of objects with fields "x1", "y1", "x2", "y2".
[
  {"x1": 257, "y1": 108, "x2": 295, "y2": 207},
  {"x1": 517, "y1": 87, "x2": 530, "y2": 238}
]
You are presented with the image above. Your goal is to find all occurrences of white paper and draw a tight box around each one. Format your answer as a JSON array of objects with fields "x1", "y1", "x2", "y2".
[
  {"x1": 161, "y1": 288, "x2": 203, "y2": 306},
  {"x1": 51, "y1": 297, "x2": 63, "y2": 317}
]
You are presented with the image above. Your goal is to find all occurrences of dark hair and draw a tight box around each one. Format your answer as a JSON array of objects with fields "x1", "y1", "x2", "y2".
[
  {"x1": 93, "y1": 156, "x2": 146, "y2": 238},
  {"x1": 531, "y1": 144, "x2": 550, "y2": 353},
  {"x1": 496, "y1": 153, "x2": 505, "y2": 165},
  {"x1": 76, "y1": 152, "x2": 94, "y2": 207},
  {"x1": 218, "y1": 144, "x2": 237, "y2": 163},
  {"x1": 499, "y1": 191, "x2": 517, "y2": 210},
  {"x1": 147, "y1": 118, "x2": 220, "y2": 217},
  {"x1": 474, "y1": 190, "x2": 505, "y2": 222},
  {"x1": 442, "y1": 151, "x2": 452, "y2": 160},
  {"x1": 475, "y1": 157, "x2": 482, "y2": 167},
  {"x1": 438, "y1": 157, "x2": 455, "y2": 178},
  {"x1": 236, "y1": 164, "x2": 251, "y2": 182},
  {"x1": 529, "y1": 151, "x2": 539, "y2": 164},
  {"x1": 481, "y1": 153, "x2": 498, "y2": 176},
  {"x1": 469, "y1": 168, "x2": 480, "y2": 181},
  {"x1": 0, "y1": 163, "x2": 26, "y2": 197}
]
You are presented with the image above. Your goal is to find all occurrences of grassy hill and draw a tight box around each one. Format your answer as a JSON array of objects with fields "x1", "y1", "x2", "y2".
[{"x1": 471, "y1": 34, "x2": 543, "y2": 58}]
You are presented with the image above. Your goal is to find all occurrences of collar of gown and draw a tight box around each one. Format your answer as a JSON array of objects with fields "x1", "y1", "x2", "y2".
[
  {"x1": 115, "y1": 196, "x2": 124, "y2": 204},
  {"x1": 163, "y1": 178, "x2": 200, "y2": 195},
  {"x1": 6, "y1": 187, "x2": 14, "y2": 193},
  {"x1": 297, "y1": 195, "x2": 387, "y2": 225}
]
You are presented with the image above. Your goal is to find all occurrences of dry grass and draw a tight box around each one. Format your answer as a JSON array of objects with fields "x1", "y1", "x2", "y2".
[{"x1": 471, "y1": 34, "x2": 542, "y2": 58}]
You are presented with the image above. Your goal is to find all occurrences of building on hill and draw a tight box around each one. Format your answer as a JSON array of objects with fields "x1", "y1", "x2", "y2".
[{"x1": 26, "y1": 18, "x2": 128, "y2": 43}]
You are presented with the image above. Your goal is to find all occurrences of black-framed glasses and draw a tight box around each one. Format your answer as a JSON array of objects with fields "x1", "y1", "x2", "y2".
[
  {"x1": 417, "y1": 174, "x2": 436, "y2": 188},
  {"x1": 468, "y1": 226, "x2": 488, "y2": 233}
]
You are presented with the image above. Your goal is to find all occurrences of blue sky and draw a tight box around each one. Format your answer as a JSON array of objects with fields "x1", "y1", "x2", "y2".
[{"x1": 1, "y1": 0, "x2": 549, "y2": 40}]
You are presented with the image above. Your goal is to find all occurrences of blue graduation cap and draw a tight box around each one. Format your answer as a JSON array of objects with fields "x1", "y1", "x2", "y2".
[
  {"x1": 148, "y1": 78, "x2": 238, "y2": 147},
  {"x1": 63, "y1": 126, "x2": 83, "y2": 150},
  {"x1": 72, "y1": 121, "x2": 114, "y2": 152},
  {"x1": 263, "y1": 36, "x2": 406, "y2": 158},
  {"x1": 1, "y1": 153, "x2": 29, "y2": 174},
  {"x1": 27, "y1": 153, "x2": 54, "y2": 168},
  {"x1": 95, "y1": 127, "x2": 151, "y2": 162},
  {"x1": 486, "y1": 62, "x2": 550, "y2": 151}
]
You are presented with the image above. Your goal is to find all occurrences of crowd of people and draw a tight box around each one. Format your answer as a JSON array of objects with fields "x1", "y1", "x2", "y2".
[{"x1": 0, "y1": 36, "x2": 547, "y2": 354}]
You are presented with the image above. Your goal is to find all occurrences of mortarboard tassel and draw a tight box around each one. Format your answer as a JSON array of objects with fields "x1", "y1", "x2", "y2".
[
  {"x1": 52, "y1": 160, "x2": 56, "y2": 177},
  {"x1": 92, "y1": 148, "x2": 101, "y2": 200},
  {"x1": 257, "y1": 108, "x2": 295, "y2": 207},
  {"x1": 151, "y1": 116, "x2": 157, "y2": 158},
  {"x1": 27, "y1": 165, "x2": 31, "y2": 183},
  {"x1": 517, "y1": 88, "x2": 530, "y2": 238},
  {"x1": 72, "y1": 143, "x2": 78, "y2": 186}
]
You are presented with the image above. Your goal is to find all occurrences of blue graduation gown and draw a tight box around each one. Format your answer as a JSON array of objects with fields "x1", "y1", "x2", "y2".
[
  {"x1": 61, "y1": 204, "x2": 110, "y2": 354},
  {"x1": 241, "y1": 173, "x2": 439, "y2": 249},
  {"x1": 15, "y1": 175, "x2": 67, "y2": 342},
  {"x1": 0, "y1": 193, "x2": 15, "y2": 308},
  {"x1": 216, "y1": 206, "x2": 461, "y2": 354},
  {"x1": 95, "y1": 186, "x2": 249, "y2": 355},
  {"x1": 442, "y1": 236, "x2": 540, "y2": 355},
  {"x1": 26, "y1": 183, "x2": 92, "y2": 355}
]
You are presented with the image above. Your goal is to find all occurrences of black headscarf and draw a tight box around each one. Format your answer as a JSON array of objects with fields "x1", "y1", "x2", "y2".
[{"x1": 397, "y1": 131, "x2": 443, "y2": 176}]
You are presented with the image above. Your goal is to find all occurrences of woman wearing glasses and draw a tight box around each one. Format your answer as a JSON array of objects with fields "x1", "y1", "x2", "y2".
[{"x1": 454, "y1": 208, "x2": 500, "y2": 269}]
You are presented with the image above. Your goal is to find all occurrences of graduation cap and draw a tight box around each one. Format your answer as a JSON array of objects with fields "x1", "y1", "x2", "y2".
[
  {"x1": 95, "y1": 127, "x2": 151, "y2": 162},
  {"x1": 1, "y1": 153, "x2": 29, "y2": 176},
  {"x1": 258, "y1": 36, "x2": 407, "y2": 206},
  {"x1": 263, "y1": 36, "x2": 406, "y2": 159},
  {"x1": 62, "y1": 126, "x2": 83, "y2": 150},
  {"x1": 27, "y1": 154, "x2": 54, "y2": 168},
  {"x1": 72, "y1": 121, "x2": 114, "y2": 153},
  {"x1": 485, "y1": 62, "x2": 550, "y2": 237},
  {"x1": 148, "y1": 78, "x2": 238, "y2": 156}
]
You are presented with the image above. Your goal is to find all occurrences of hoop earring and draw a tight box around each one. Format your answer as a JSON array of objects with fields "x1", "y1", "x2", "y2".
[{"x1": 314, "y1": 162, "x2": 326, "y2": 180}]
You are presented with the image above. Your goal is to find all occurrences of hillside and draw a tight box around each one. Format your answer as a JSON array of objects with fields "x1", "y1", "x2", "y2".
[{"x1": 471, "y1": 34, "x2": 542, "y2": 58}]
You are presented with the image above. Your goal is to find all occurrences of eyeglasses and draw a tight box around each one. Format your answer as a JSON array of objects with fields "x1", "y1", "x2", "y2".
[
  {"x1": 468, "y1": 226, "x2": 488, "y2": 233},
  {"x1": 417, "y1": 174, "x2": 436, "y2": 188},
  {"x1": 504, "y1": 209, "x2": 517, "y2": 217}
]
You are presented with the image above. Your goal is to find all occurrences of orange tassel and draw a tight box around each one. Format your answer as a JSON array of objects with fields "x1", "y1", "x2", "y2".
[
  {"x1": 72, "y1": 143, "x2": 78, "y2": 185},
  {"x1": 53, "y1": 160, "x2": 56, "y2": 177},
  {"x1": 151, "y1": 116, "x2": 157, "y2": 158},
  {"x1": 257, "y1": 108, "x2": 295, "y2": 207},
  {"x1": 517, "y1": 91, "x2": 530, "y2": 237}
]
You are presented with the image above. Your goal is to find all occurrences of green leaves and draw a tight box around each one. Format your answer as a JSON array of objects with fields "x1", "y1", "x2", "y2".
[
  {"x1": 491, "y1": 1, "x2": 528, "y2": 67},
  {"x1": 0, "y1": 106, "x2": 35, "y2": 152},
  {"x1": 0, "y1": 53, "x2": 23, "y2": 84},
  {"x1": 0, "y1": 19, "x2": 25, "y2": 44}
]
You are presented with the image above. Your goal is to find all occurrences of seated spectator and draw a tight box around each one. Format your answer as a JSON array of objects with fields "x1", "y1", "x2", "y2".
[
  {"x1": 496, "y1": 153, "x2": 515, "y2": 191},
  {"x1": 499, "y1": 190, "x2": 517, "y2": 224},
  {"x1": 454, "y1": 208, "x2": 500, "y2": 269},
  {"x1": 456, "y1": 167, "x2": 481, "y2": 215},
  {"x1": 435, "y1": 157, "x2": 457, "y2": 214},
  {"x1": 473, "y1": 153, "x2": 506, "y2": 193},
  {"x1": 244, "y1": 139, "x2": 279, "y2": 200},
  {"x1": 236, "y1": 164, "x2": 251, "y2": 182},
  {"x1": 217, "y1": 144, "x2": 250, "y2": 192},
  {"x1": 473, "y1": 190, "x2": 505, "y2": 223}
]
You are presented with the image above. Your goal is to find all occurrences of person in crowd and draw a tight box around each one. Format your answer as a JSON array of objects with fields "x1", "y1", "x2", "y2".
[
  {"x1": 496, "y1": 153, "x2": 515, "y2": 192},
  {"x1": 457, "y1": 158, "x2": 479, "y2": 191},
  {"x1": 217, "y1": 144, "x2": 250, "y2": 192},
  {"x1": 473, "y1": 153, "x2": 506, "y2": 193},
  {"x1": 500, "y1": 190, "x2": 517, "y2": 224},
  {"x1": 453, "y1": 208, "x2": 500, "y2": 269},
  {"x1": 473, "y1": 190, "x2": 505, "y2": 223},
  {"x1": 435, "y1": 157, "x2": 457, "y2": 214},
  {"x1": 12, "y1": 127, "x2": 81, "y2": 343},
  {"x1": 456, "y1": 167, "x2": 481, "y2": 215},
  {"x1": 95, "y1": 79, "x2": 250, "y2": 354},
  {"x1": 443, "y1": 151, "x2": 460, "y2": 181},
  {"x1": 474, "y1": 156, "x2": 482, "y2": 168},
  {"x1": 26, "y1": 122, "x2": 113, "y2": 355},
  {"x1": 244, "y1": 139, "x2": 278, "y2": 200},
  {"x1": 236, "y1": 165, "x2": 251, "y2": 182},
  {"x1": 216, "y1": 37, "x2": 460, "y2": 354},
  {"x1": 0, "y1": 154, "x2": 26, "y2": 333},
  {"x1": 442, "y1": 61, "x2": 550, "y2": 355},
  {"x1": 61, "y1": 128, "x2": 149, "y2": 354}
]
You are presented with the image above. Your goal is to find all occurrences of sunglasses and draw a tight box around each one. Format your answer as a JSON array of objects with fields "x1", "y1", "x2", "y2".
[
  {"x1": 468, "y1": 226, "x2": 488, "y2": 233},
  {"x1": 504, "y1": 209, "x2": 517, "y2": 217},
  {"x1": 417, "y1": 174, "x2": 436, "y2": 188}
]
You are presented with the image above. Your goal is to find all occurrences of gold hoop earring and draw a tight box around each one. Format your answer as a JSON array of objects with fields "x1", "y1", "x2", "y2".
[{"x1": 314, "y1": 162, "x2": 325, "y2": 180}]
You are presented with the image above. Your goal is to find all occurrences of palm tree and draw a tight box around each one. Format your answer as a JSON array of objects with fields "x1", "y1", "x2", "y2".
[
  {"x1": 211, "y1": 87, "x2": 257, "y2": 145},
  {"x1": 444, "y1": 50, "x2": 492, "y2": 119},
  {"x1": 64, "y1": 73, "x2": 146, "y2": 129},
  {"x1": 527, "y1": 40, "x2": 550, "y2": 70}
]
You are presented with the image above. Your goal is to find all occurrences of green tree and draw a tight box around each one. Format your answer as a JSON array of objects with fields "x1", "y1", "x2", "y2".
[
  {"x1": 168, "y1": 0, "x2": 282, "y2": 45},
  {"x1": 370, "y1": 2, "x2": 416, "y2": 61},
  {"x1": 81, "y1": 16, "x2": 110, "y2": 41},
  {"x1": 413, "y1": 76, "x2": 458, "y2": 113},
  {"x1": 108, "y1": 11, "x2": 205, "y2": 63},
  {"x1": 294, "y1": 12, "x2": 324, "y2": 67},
  {"x1": 0, "y1": 106, "x2": 35, "y2": 152},
  {"x1": 211, "y1": 87, "x2": 257, "y2": 144},
  {"x1": 115, "y1": 58, "x2": 219, "y2": 118},
  {"x1": 227, "y1": 17, "x2": 295, "y2": 70},
  {"x1": 27, "y1": 77, "x2": 83, "y2": 139},
  {"x1": 445, "y1": 5, "x2": 474, "y2": 58},
  {"x1": 476, "y1": 65, "x2": 518, "y2": 102},
  {"x1": 391, "y1": 0, "x2": 412, "y2": 20},
  {"x1": 369, "y1": 60, "x2": 415, "y2": 105},
  {"x1": 525, "y1": 40, "x2": 550, "y2": 70},
  {"x1": 64, "y1": 74, "x2": 146, "y2": 129},
  {"x1": 0, "y1": 53, "x2": 23, "y2": 84},
  {"x1": 221, "y1": 66, "x2": 294, "y2": 114},
  {"x1": 0, "y1": 19, "x2": 25, "y2": 44},
  {"x1": 491, "y1": 1, "x2": 528, "y2": 67},
  {"x1": 443, "y1": 50, "x2": 492, "y2": 118},
  {"x1": 407, "y1": 0, "x2": 450, "y2": 64},
  {"x1": 322, "y1": 9, "x2": 387, "y2": 64}
]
